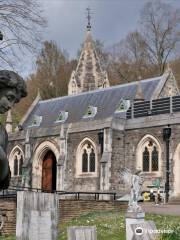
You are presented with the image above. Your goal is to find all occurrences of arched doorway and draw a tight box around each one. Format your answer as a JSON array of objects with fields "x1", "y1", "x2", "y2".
[{"x1": 42, "y1": 150, "x2": 56, "y2": 192}]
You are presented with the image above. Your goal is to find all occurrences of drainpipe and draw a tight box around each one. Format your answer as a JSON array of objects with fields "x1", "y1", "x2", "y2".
[{"x1": 163, "y1": 126, "x2": 171, "y2": 203}]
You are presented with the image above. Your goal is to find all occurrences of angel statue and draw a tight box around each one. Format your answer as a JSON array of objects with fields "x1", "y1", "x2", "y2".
[{"x1": 120, "y1": 168, "x2": 144, "y2": 213}]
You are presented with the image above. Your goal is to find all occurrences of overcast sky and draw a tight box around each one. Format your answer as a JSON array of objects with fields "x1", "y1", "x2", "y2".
[{"x1": 22, "y1": 0, "x2": 180, "y2": 77}]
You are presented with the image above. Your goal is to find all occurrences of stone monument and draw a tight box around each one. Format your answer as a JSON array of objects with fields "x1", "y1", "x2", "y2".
[
  {"x1": 0, "y1": 70, "x2": 27, "y2": 189},
  {"x1": 16, "y1": 191, "x2": 59, "y2": 240},
  {"x1": 120, "y1": 168, "x2": 158, "y2": 239},
  {"x1": 67, "y1": 226, "x2": 97, "y2": 240},
  {"x1": 120, "y1": 168, "x2": 145, "y2": 239}
]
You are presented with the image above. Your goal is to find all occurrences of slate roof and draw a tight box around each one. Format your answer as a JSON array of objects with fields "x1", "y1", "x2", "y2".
[{"x1": 22, "y1": 75, "x2": 164, "y2": 129}]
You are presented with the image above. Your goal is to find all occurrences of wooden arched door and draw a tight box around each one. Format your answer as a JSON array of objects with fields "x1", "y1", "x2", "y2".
[{"x1": 42, "y1": 150, "x2": 56, "y2": 192}]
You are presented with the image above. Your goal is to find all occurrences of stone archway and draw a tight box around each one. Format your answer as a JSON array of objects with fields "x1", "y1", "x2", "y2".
[
  {"x1": 173, "y1": 144, "x2": 180, "y2": 196},
  {"x1": 42, "y1": 150, "x2": 57, "y2": 192},
  {"x1": 32, "y1": 141, "x2": 59, "y2": 190}
]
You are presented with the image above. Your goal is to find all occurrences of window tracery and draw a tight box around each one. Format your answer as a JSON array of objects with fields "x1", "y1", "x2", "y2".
[
  {"x1": 142, "y1": 140, "x2": 159, "y2": 172},
  {"x1": 76, "y1": 139, "x2": 97, "y2": 177},
  {"x1": 10, "y1": 148, "x2": 24, "y2": 176}
]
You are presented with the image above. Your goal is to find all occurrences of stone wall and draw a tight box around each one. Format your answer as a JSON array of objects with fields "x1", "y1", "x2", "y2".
[
  {"x1": 0, "y1": 196, "x2": 127, "y2": 236},
  {"x1": 110, "y1": 130, "x2": 125, "y2": 192},
  {"x1": 59, "y1": 199, "x2": 127, "y2": 223},
  {"x1": 0, "y1": 197, "x2": 16, "y2": 236},
  {"x1": 111, "y1": 124, "x2": 180, "y2": 194},
  {"x1": 64, "y1": 130, "x2": 101, "y2": 191}
]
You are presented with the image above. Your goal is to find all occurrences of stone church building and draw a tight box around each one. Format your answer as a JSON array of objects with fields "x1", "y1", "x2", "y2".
[{"x1": 6, "y1": 25, "x2": 180, "y2": 200}]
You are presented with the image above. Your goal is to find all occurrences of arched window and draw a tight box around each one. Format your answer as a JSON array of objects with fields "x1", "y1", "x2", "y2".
[
  {"x1": 141, "y1": 141, "x2": 159, "y2": 172},
  {"x1": 76, "y1": 138, "x2": 98, "y2": 177},
  {"x1": 136, "y1": 135, "x2": 161, "y2": 174},
  {"x1": 143, "y1": 147, "x2": 149, "y2": 172},
  {"x1": 9, "y1": 147, "x2": 24, "y2": 176}
]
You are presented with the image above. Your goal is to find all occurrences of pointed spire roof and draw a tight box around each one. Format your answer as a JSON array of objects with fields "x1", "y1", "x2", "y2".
[
  {"x1": 74, "y1": 29, "x2": 108, "y2": 92},
  {"x1": 68, "y1": 10, "x2": 110, "y2": 95}
]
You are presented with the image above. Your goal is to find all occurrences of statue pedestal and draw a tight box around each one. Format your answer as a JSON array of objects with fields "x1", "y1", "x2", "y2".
[{"x1": 125, "y1": 211, "x2": 145, "y2": 240}]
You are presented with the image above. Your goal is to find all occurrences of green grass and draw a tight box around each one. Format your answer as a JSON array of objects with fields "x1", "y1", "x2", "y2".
[
  {"x1": 59, "y1": 211, "x2": 125, "y2": 240},
  {"x1": 0, "y1": 236, "x2": 15, "y2": 240},
  {"x1": 59, "y1": 211, "x2": 180, "y2": 240},
  {"x1": 0, "y1": 211, "x2": 180, "y2": 240}
]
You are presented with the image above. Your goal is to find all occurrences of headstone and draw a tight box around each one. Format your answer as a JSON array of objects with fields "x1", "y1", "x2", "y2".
[
  {"x1": 126, "y1": 211, "x2": 145, "y2": 240},
  {"x1": 16, "y1": 191, "x2": 59, "y2": 240},
  {"x1": 67, "y1": 226, "x2": 97, "y2": 240},
  {"x1": 131, "y1": 221, "x2": 158, "y2": 240}
]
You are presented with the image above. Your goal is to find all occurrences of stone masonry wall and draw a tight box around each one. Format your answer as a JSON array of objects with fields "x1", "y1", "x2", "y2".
[
  {"x1": 64, "y1": 130, "x2": 101, "y2": 191},
  {"x1": 59, "y1": 199, "x2": 127, "y2": 223},
  {"x1": 0, "y1": 197, "x2": 16, "y2": 236},
  {"x1": 111, "y1": 124, "x2": 180, "y2": 194},
  {"x1": 0, "y1": 197, "x2": 127, "y2": 236}
]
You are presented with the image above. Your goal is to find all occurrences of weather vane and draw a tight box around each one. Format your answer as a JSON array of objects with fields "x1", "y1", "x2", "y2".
[{"x1": 86, "y1": 7, "x2": 92, "y2": 31}]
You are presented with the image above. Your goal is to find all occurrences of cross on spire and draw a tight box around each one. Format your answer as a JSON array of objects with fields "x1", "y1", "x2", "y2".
[{"x1": 86, "y1": 7, "x2": 92, "y2": 31}]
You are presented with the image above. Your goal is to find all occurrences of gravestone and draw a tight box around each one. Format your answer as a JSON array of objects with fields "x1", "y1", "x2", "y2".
[
  {"x1": 16, "y1": 191, "x2": 59, "y2": 240},
  {"x1": 126, "y1": 211, "x2": 145, "y2": 240},
  {"x1": 131, "y1": 221, "x2": 158, "y2": 240},
  {"x1": 67, "y1": 226, "x2": 97, "y2": 240}
]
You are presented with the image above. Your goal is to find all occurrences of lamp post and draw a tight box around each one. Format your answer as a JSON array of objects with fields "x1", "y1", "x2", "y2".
[{"x1": 163, "y1": 126, "x2": 171, "y2": 203}]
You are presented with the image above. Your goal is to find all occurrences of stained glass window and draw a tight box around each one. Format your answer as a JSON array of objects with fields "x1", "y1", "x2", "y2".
[
  {"x1": 143, "y1": 147, "x2": 150, "y2": 172},
  {"x1": 152, "y1": 146, "x2": 159, "y2": 171}
]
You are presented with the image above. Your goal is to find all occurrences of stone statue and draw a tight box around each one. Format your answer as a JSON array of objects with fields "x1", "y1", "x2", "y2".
[
  {"x1": 0, "y1": 70, "x2": 27, "y2": 189},
  {"x1": 120, "y1": 168, "x2": 143, "y2": 213}
]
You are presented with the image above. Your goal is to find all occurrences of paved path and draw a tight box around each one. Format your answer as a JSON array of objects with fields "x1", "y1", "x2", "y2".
[{"x1": 141, "y1": 203, "x2": 180, "y2": 216}]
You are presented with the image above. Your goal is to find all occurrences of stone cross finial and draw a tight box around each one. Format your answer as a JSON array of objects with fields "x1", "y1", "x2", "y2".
[{"x1": 86, "y1": 7, "x2": 92, "y2": 31}]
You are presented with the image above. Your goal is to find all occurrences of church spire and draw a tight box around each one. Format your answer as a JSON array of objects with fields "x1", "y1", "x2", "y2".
[{"x1": 68, "y1": 9, "x2": 110, "y2": 95}]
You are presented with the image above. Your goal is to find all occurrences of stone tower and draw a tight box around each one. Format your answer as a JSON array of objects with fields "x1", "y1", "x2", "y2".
[{"x1": 68, "y1": 16, "x2": 109, "y2": 95}]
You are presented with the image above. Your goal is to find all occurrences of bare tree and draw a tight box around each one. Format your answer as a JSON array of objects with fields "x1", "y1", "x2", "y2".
[
  {"x1": 0, "y1": 0, "x2": 46, "y2": 68},
  {"x1": 107, "y1": 31, "x2": 157, "y2": 85},
  {"x1": 34, "y1": 41, "x2": 76, "y2": 99},
  {"x1": 140, "y1": 0, "x2": 180, "y2": 74}
]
